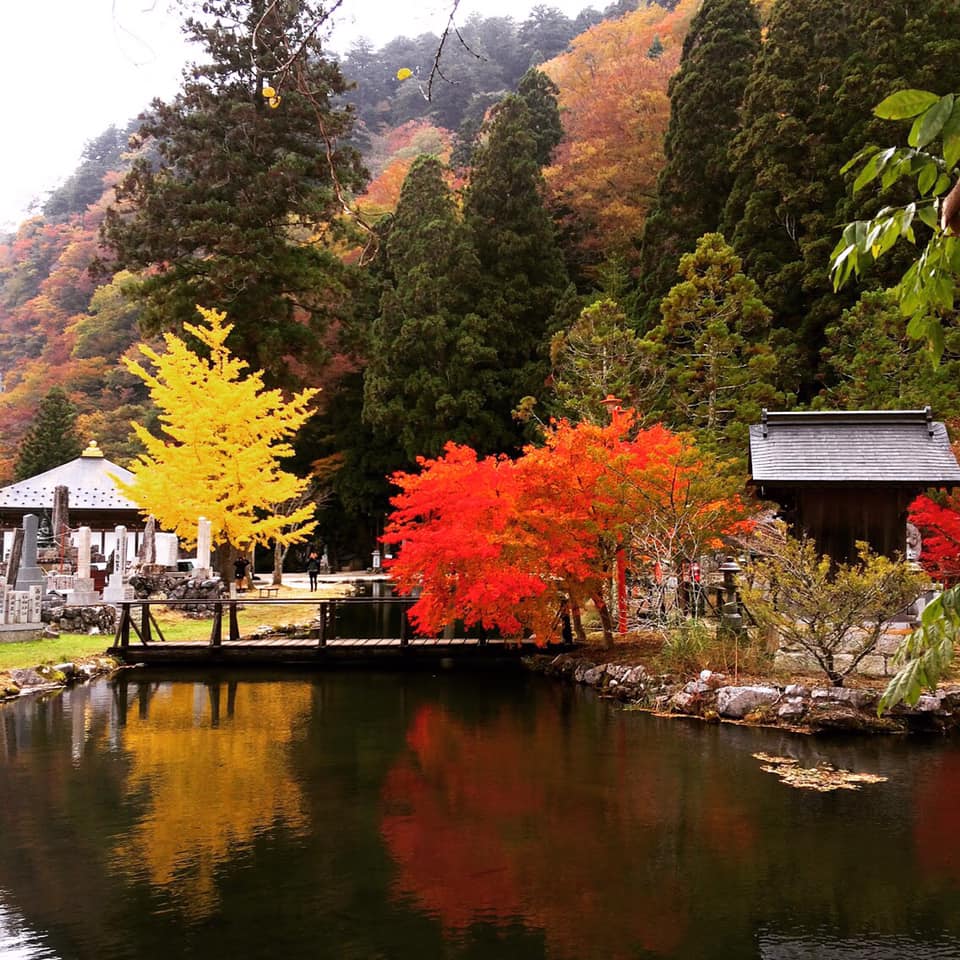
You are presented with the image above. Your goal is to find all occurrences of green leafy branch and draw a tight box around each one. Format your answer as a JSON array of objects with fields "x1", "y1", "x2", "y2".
[
  {"x1": 878, "y1": 583, "x2": 960, "y2": 713},
  {"x1": 830, "y1": 89, "x2": 960, "y2": 360}
]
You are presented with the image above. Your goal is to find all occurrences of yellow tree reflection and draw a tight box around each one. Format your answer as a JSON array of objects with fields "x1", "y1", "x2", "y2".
[{"x1": 110, "y1": 682, "x2": 310, "y2": 918}]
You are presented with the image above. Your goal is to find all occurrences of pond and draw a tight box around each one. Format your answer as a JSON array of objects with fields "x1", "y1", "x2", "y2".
[{"x1": 1, "y1": 669, "x2": 959, "y2": 959}]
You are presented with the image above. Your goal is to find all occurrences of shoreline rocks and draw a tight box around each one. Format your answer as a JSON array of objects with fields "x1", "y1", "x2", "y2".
[
  {"x1": 0, "y1": 656, "x2": 119, "y2": 702},
  {"x1": 525, "y1": 653, "x2": 960, "y2": 735}
]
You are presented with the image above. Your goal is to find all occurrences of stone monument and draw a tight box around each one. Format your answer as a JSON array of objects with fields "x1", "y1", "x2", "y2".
[
  {"x1": 102, "y1": 525, "x2": 134, "y2": 603},
  {"x1": 15, "y1": 514, "x2": 45, "y2": 592},
  {"x1": 69, "y1": 525, "x2": 100, "y2": 605}
]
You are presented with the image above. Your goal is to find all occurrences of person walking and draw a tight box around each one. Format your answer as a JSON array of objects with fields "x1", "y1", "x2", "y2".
[{"x1": 306, "y1": 550, "x2": 319, "y2": 591}]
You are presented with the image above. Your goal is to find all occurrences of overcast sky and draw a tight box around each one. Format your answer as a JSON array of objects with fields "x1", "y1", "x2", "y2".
[{"x1": 1, "y1": 0, "x2": 594, "y2": 232}]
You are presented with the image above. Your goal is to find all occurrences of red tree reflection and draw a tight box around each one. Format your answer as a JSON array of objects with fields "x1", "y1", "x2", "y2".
[{"x1": 382, "y1": 699, "x2": 755, "y2": 957}]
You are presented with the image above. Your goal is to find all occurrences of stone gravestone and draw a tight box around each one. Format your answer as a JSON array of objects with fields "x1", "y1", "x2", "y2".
[
  {"x1": 52, "y1": 485, "x2": 70, "y2": 560},
  {"x1": 155, "y1": 533, "x2": 179, "y2": 569},
  {"x1": 70, "y1": 526, "x2": 100, "y2": 605},
  {"x1": 138, "y1": 516, "x2": 157, "y2": 566},
  {"x1": 102, "y1": 525, "x2": 134, "y2": 603},
  {"x1": 5, "y1": 527, "x2": 23, "y2": 589},
  {"x1": 15, "y1": 514, "x2": 45, "y2": 593}
]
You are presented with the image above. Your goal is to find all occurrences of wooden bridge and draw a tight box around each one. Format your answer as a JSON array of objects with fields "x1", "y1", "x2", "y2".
[{"x1": 108, "y1": 597, "x2": 564, "y2": 667}]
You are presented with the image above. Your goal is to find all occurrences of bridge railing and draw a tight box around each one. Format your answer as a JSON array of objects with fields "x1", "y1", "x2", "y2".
[{"x1": 114, "y1": 596, "x2": 428, "y2": 649}]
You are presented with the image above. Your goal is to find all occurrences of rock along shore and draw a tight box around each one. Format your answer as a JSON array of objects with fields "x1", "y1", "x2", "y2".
[
  {"x1": 0, "y1": 656, "x2": 119, "y2": 702},
  {"x1": 524, "y1": 653, "x2": 960, "y2": 735}
]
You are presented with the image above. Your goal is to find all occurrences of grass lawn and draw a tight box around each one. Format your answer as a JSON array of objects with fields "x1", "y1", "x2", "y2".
[
  {"x1": 0, "y1": 581, "x2": 352, "y2": 672},
  {"x1": 0, "y1": 634, "x2": 116, "y2": 671}
]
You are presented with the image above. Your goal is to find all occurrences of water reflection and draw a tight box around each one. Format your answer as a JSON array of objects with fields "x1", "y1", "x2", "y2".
[
  {"x1": 0, "y1": 674, "x2": 959, "y2": 960},
  {"x1": 379, "y1": 694, "x2": 762, "y2": 958},
  {"x1": 379, "y1": 686, "x2": 960, "y2": 959},
  {"x1": 109, "y1": 681, "x2": 311, "y2": 919}
]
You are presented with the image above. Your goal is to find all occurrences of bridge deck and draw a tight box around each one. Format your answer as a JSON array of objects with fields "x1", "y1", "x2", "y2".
[
  {"x1": 107, "y1": 598, "x2": 566, "y2": 667},
  {"x1": 107, "y1": 636, "x2": 554, "y2": 666}
]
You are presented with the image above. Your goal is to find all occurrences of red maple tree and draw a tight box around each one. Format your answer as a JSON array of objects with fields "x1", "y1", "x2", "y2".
[
  {"x1": 383, "y1": 409, "x2": 755, "y2": 645},
  {"x1": 909, "y1": 491, "x2": 960, "y2": 584}
]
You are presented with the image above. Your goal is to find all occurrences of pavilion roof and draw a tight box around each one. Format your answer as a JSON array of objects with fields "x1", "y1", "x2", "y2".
[
  {"x1": 748, "y1": 408, "x2": 960, "y2": 486},
  {"x1": 0, "y1": 442, "x2": 139, "y2": 512}
]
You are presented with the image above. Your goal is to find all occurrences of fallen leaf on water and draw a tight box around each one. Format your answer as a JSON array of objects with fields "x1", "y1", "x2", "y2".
[
  {"x1": 752, "y1": 752, "x2": 798, "y2": 766},
  {"x1": 752, "y1": 752, "x2": 888, "y2": 792}
]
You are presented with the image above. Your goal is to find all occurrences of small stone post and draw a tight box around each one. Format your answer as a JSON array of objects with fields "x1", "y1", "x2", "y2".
[
  {"x1": 116, "y1": 525, "x2": 129, "y2": 577},
  {"x1": 77, "y1": 526, "x2": 91, "y2": 581}
]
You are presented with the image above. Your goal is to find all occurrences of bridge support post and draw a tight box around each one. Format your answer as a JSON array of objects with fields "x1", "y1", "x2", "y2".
[
  {"x1": 210, "y1": 605, "x2": 223, "y2": 646},
  {"x1": 139, "y1": 603, "x2": 152, "y2": 645},
  {"x1": 229, "y1": 600, "x2": 240, "y2": 641},
  {"x1": 116, "y1": 602, "x2": 132, "y2": 649}
]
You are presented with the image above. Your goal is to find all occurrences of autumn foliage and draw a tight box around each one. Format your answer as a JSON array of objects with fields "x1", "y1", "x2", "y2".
[
  {"x1": 909, "y1": 491, "x2": 960, "y2": 585},
  {"x1": 118, "y1": 306, "x2": 319, "y2": 555},
  {"x1": 383, "y1": 409, "x2": 755, "y2": 645},
  {"x1": 541, "y1": 0, "x2": 699, "y2": 262}
]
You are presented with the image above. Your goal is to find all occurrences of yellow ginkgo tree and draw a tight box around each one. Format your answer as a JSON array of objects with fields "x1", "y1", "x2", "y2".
[{"x1": 116, "y1": 306, "x2": 319, "y2": 570}]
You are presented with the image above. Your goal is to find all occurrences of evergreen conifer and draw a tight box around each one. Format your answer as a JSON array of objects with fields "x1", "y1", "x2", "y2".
[
  {"x1": 643, "y1": 234, "x2": 783, "y2": 459},
  {"x1": 362, "y1": 155, "x2": 501, "y2": 459},
  {"x1": 464, "y1": 93, "x2": 570, "y2": 450},
  {"x1": 637, "y1": 0, "x2": 760, "y2": 326},
  {"x1": 100, "y1": 0, "x2": 367, "y2": 387},
  {"x1": 14, "y1": 388, "x2": 83, "y2": 481},
  {"x1": 721, "y1": 0, "x2": 960, "y2": 394}
]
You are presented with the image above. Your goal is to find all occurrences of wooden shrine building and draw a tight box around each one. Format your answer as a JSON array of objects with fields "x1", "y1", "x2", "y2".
[{"x1": 748, "y1": 408, "x2": 960, "y2": 563}]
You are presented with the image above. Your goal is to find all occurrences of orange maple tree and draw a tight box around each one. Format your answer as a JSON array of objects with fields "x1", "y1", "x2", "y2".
[{"x1": 383, "y1": 408, "x2": 755, "y2": 645}]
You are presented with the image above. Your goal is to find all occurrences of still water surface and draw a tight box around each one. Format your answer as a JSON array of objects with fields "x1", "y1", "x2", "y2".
[{"x1": 1, "y1": 670, "x2": 959, "y2": 959}]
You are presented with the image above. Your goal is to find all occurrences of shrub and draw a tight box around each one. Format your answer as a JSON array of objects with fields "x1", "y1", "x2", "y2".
[{"x1": 740, "y1": 528, "x2": 928, "y2": 686}]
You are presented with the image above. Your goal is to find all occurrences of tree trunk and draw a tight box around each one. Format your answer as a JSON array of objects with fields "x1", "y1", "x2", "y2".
[
  {"x1": 593, "y1": 593, "x2": 615, "y2": 648},
  {"x1": 571, "y1": 602, "x2": 587, "y2": 644},
  {"x1": 272, "y1": 541, "x2": 289, "y2": 586}
]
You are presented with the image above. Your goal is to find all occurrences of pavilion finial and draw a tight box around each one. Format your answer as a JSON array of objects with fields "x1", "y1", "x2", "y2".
[{"x1": 82, "y1": 440, "x2": 104, "y2": 458}]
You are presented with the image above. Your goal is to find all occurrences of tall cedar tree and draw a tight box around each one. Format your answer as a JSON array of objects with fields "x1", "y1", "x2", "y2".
[
  {"x1": 817, "y1": 291, "x2": 960, "y2": 417},
  {"x1": 643, "y1": 233, "x2": 783, "y2": 460},
  {"x1": 637, "y1": 0, "x2": 760, "y2": 326},
  {"x1": 721, "y1": 0, "x2": 960, "y2": 396},
  {"x1": 14, "y1": 387, "x2": 83, "y2": 480},
  {"x1": 464, "y1": 93, "x2": 569, "y2": 450},
  {"x1": 516, "y1": 69, "x2": 565, "y2": 167},
  {"x1": 362, "y1": 155, "x2": 499, "y2": 459},
  {"x1": 100, "y1": 0, "x2": 367, "y2": 387}
]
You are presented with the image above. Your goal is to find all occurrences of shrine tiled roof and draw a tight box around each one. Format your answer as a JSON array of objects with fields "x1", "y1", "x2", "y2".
[
  {"x1": 748, "y1": 409, "x2": 960, "y2": 485},
  {"x1": 0, "y1": 443, "x2": 139, "y2": 512}
]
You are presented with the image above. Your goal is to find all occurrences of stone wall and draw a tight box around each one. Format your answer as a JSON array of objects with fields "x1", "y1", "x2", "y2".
[
  {"x1": 41, "y1": 603, "x2": 117, "y2": 634},
  {"x1": 772, "y1": 626, "x2": 912, "y2": 678},
  {"x1": 127, "y1": 573, "x2": 226, "y2": 616}
]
